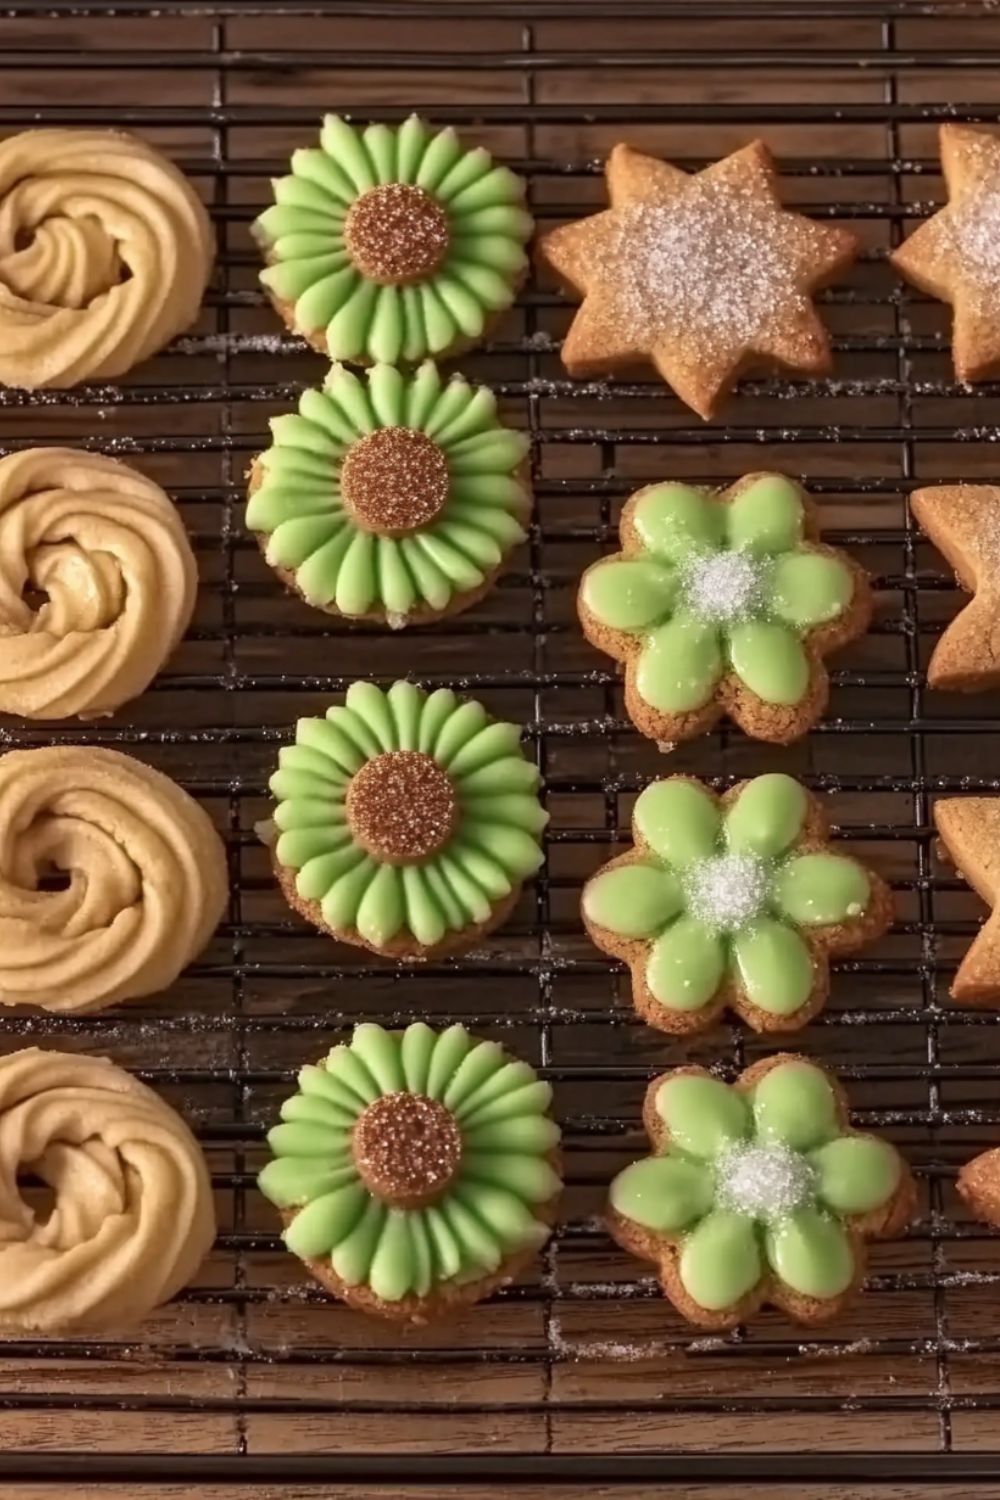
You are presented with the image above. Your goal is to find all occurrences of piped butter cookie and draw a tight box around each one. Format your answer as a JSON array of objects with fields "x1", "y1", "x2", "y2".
[
  {"x1": 933, "y1": 796, "x2": 1000, "y2": 1005},
  {"x1": 537, "y1": 140, "x2": 858, "y2": 419},
  {"x1": 582, "y1": 773, "x2": 892, "y2": 1036},
  {"x1": 267, "y1": 681, "x2": 547, "y2": 958},
  {"x1": 258, "y1": 1021, "x2": 561, "y2": 1323},
  {"x1": 247, "y1": 362, "x2": 530, "y2": 626},
  {"x1": 910, "y1": 483, "x2": 1000, "y2": 691},
  {"x1": 252, "y1": 115, "x2": 532, "y2": 364},
  {"x1": 608, "y1": 1055, "x2": 915, "y2": 1329},
  {"x1": 891, "y1": 125, "x2": 1000, "y2": 383},
  {"x1": 578, "y1": 473, "x2": 870, "y2": 747}
]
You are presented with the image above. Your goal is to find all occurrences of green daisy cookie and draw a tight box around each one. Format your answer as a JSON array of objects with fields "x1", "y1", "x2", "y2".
[
  {"x1": 247, "y1": 362, "x2": 530, "y2": 625},
  {"x1": 253, "y1": 115, "x2": 533, "y2": 364}
]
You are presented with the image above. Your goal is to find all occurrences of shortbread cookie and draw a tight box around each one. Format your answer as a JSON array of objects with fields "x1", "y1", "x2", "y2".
[
  {"x1": 910, "y1": 483, "x2": 1000, "y2": 690},
  {"x1": 934, "y1": 796, "x2": 1000, "y2": 1005},
  {"x1": 267, "y1": 680, "x2": 547, "y2": 958},
  {"x1": 0, "y1": 746, "x2": 227, "y2": 1012},
  {"x1": 578, "y1": 473, "x2": 870, "y2": 746},
  {"x1": 0, "y1": 447, "x2": 197, "y2": 718},
  {"x1": 0, "y1": 129, "x2": 213, "y2": 389},
  {"x1": 259, "y1": 1021, "x2": 561, "y2": 1323},
  {"x1": 583, "y1": 773, "x2": 892, "y2": 1036},
  {"x1": 253, "y1": 115, "x2": 531, "y2": 364},
  {"x1": 957, "y1": 1145, "x2": 1000, "y2": 1226},
  {"x1": 247, "y1": 362, "x2": 530, "y2": 626},
  {"x1": 0, "y1": 1048, "x2": 215, "y2": 1332},
  {"x1": 608, "y1": 1054, "x2": 915, "y2": 1329},
  {"x1": 891, "y1": 125, "x2": 1000, "y2": 382},
  {"x1": 537, "y1": 140, "x2": 858, "y2": 419}
]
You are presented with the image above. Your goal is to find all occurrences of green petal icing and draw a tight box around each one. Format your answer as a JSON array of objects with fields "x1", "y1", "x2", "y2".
[
  {"x1": 270, "y1": 681, "x2": 546, "y2": 951},
  {"x1": 609, "y1": 1060, "x2": 908, "y2": 1317},
  {"x1": 248, "y1": 362, "x2": 529, "y2": 623},
  {"x1": 582, "y1": 772, "x2": 880, "y2": 1025},
  {"x1": 259, "y1": 1022, "x2": 561, "y2": 1303},
  {"x1": 254, "y1": 114, "x2": 532, "y2": 363},
  {"x1": 582, "y1": 474, "x2": 858, "y2": 716}
]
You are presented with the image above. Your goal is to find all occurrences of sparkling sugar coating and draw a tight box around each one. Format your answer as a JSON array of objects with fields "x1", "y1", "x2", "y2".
[
  {"x1": 344, "y1": 182, "x2": 450, "y2": 286},
  {"x1": 340, "y1": 426, "x2": 450, "y2": 537},
  {"x1": 715, "y1": 1141, "x2": 816, "y2": 1221},
  {"x1": 684, "y1": 852, "x2": 771, "y2": 931},
  {"x1": 682, "y1": 548, "x2": 770, "y2": 622},
  {"x1": 345, "y1": 750, "x2": 458, "y2": 865},
  {"x1": 352, "y1": 1090, "x2": 463, "y2": 1209}
]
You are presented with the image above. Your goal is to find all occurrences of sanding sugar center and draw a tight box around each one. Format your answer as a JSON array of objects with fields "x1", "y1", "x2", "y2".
[
  {"x1": 346, "y1": 750, "x2": 458, "y2": 865},
  {"x1": 683, "y1": 549, "x2": 768, "y2": 623},
  {"x1": 684, "y1": 852, "x2": 770, "y2": 932},
  {"x1": 352, "y1": 1091, "x2": 463, "y2": 1209},
  {"x1": 340, "y1": 427, "x2": 450, "y2": 537},
  {"x1": 716, "y1": 1142, "x2": 815, "y2": 1220},
  {"x1": 344, "y1": 183, "x2": 450, "y2": 286}
]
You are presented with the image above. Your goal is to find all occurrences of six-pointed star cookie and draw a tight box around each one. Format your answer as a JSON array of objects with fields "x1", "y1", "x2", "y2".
[
  {"x1": 911, "y1": 484, "x2": 1000, "y2": 691},
  {"x1": 536, "y1": 140, "x2": 859, "y2": 419},
  {"x1": 934, "y1": 797, "x2": 1000, "y2": 1005},
  {"x1": 891, "y1": 125, "x2": 1000, "y2": 383}
]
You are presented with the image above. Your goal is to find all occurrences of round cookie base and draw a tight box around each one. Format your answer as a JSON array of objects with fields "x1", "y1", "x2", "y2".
[
  {"x1": 272, "y1": 855, "x2": 522, "y2": 960},
  {"x1": 247, "y1": 458, "x2": 530, "y2": 628},
  {"x1": 607, "y1": 1054, "x2": 918, "y2": 1330}
]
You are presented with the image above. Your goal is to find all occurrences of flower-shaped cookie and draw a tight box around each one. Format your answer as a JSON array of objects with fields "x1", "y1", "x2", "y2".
[
  {"x1": 578, "y1": 473, "x2": 870, "y2": 746},
  {"x1": 247, "y1": 362, "x2": 530, "y2": 626},
  {"x1": 609, "y1": 1056, "x2": 915, "y2": 1328},
  {"x1": 253, "y1": 115, "x2": 532, "y2": 364},
  {"x1": 269, "y1": 680, "x2": 548, "y2": 958},
  {"x1": 582, "y1": 773, "x2": 893, "y2": 1035},
  {"x1": 259, "y1": 1021, "x2": 562, "y2": 1322}
]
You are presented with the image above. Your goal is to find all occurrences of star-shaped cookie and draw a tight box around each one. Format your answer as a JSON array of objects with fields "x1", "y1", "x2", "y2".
[
  {"x1": 934, "y1": 797, "x2": 1000, "y2": 1005},
  {"x1": 537, "y1": 140, "x2": 859, "y2": 420},
  {"x1": 911, "y1": 484, "x2": 1000, "y2": 691},
  {"x1": 891, "y1": 125, "x2": 1000, "y2": 382}
]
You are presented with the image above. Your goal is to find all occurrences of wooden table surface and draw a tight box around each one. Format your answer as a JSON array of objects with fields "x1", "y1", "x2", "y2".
[{"x1": 2, "y1": 1, "x2": 1000, "y2": 1495}]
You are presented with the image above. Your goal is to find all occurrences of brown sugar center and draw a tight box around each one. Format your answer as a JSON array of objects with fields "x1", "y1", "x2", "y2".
[
  {"x1": 352, "y1": 1092, "x2": 463, "y2": 1209},
  {"x1": 340, "y1": 427, "x2": 449, "y2": 537},
  {"x1": 344, "y1": 183, "x2": 450, "y2": 286},
  {"x1": 345, "y1": 750, "x2": 458, "y2": 865}
]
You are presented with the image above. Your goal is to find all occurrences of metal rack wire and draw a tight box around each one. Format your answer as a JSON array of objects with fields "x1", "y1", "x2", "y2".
[{"x1": 2, "y1": 0, "x2": 1000, "y2": 1488}]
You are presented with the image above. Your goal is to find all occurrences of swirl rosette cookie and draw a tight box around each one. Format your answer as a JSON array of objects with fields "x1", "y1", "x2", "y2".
[
  {"x1": 578, "y1": 473, "x2": 870, "y2": 746},
  {"x1": 0, "y1": 448, "x2": 197, "y2": 719},
  {"x1": 259, "y1": 1022, "x2": 561, "y2": 1322},
  {"x1": 0, "y1": 129, "x2": 213, "y2": 389},
  {"x1": 252, "y1": 115, "x2": 531, "y2": 363},
  {"x1": 583, "y1": 773, "x2": 892, "y2": 1035},
  {"x1": 247, "y1": 362, "x2": 530, "y2": 625},
  {"x1": 268, "y1": 681, "x2": 547, "y2": 957},
  {"x1": 0, "y1": 746, "x2": 227, "y2": 1013},
  {"x1": 609, "y1": 1055, "x2": 915, "y2": 1328},
  {"x1": 0, "y1": 1048, "x2": 215, "y2": 1332}
]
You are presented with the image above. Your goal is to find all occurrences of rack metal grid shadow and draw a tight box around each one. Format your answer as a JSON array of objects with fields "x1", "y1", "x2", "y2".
[{"x1": 3, "y1": 0, "x2": 1000, "y2": 1492}]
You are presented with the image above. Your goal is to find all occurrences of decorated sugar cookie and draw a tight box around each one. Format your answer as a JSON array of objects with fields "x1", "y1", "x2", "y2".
[
  {"x1": 933, "y1": 796, "x2": 1000, "y2": 1005},
  {"x1": 608, "y1": 1055, "x2": 915, "y2": 1328}
]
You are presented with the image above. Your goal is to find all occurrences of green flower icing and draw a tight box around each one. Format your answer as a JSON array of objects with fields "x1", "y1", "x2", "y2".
[
  {"x1": 610, "y1": 1060, "x2": 904, "y2": 1314},
  {"x1": 253, "y1": 115, "x2": 532, "y2": 363},
  {"x1": 583, "y1": 773, "x2": 874, "y2": 1025},
  {"x1": 259, "y1": 1021, "x2": 561, "y2": 1304},
  {"x1": 247, "y1": 362, "x2": 530, "y2": 623},
  {"x1": 580, "y1": 474, "x2": 855, "y2": 715},
  {"x1": 270, "y1": 680, "x2": 548, "y2": 951}
]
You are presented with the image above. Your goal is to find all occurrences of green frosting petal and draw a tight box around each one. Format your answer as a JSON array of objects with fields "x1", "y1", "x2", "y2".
[
  {"x1": 581, "y1": 557, "x2": 676, "y2": 631},
  {"x1": 609, "y1": 1155, "x2": 714, "y2": 1233},
  {"x1": 636, "y1": 612, "x2": 724, "y2": 714},
  {"x1": 765, "y1": 1207, "x2": 854, "y2": 1300},
  {"x1": 355, "y1": 864, "x2": 404, "y2": 945},
  {"x1": 726, "y1": 475, "x2": 804, "y2": 555},
  {"x1": 258, "y1": 1158, "x2": 358, "y2": 1209},
  {"x1": 731, "y1": 917, "x2": 815, "y2": 1016},
  {"x1": 727, "y1": 620, "x2": 810, "y2": 706},
  {"x1": 369, "y1": 1210, "x2": 415, "y2": 1301},
  {"x1": 425, "y1": 1023, "x2": 474, "y2": 1100},
  {"x1": 646, "y1": 916, "x2": 726, "y2": 1012},
  {"x1": 751, "y1": 1060, "x2": 839, "y2": 1151},
  {"x1": 350, "y1": 1022, "x2": 406, "y2": 1095},
  {"x1": 582, "y1": 862, "x2": 683, "y2": 939},
  {"x1": 462, "y1": 1151, "x2": 561, "y2": 1203},
  {"x1": 400, "y1": 1021, "x2": 437, "y2": 1095},
  {"x1": 723, "y1": 774, "x2": 808, "y2": 858},
  {"x1": 679, "y1": 1210, "x2": 763, "y2": 1311},
  {"x1": 442, "y1": 1040, "x2": 507, "y2": 1111},
  {"x1": 810, "y1": 1135, "x2": 901, "y2": 1216},
  {"x1": 773, "y1": 854, "x2": 870, "y2": 927},
  {"x1": 654, "y1": 1073, "x2": 749, "y2": 1158},
  {"x1": 630, "y1": 483, "x2": 722, "y2": 561},
  {"x1": 633, "y1": 778, "x2": 720, "y2": 867},
  {"x1": 284, "y1": 1184, "x2": 367, "y2": 1259},
  {"x1": 768, "y1": 550, "x2": 852, "y2": 629}
]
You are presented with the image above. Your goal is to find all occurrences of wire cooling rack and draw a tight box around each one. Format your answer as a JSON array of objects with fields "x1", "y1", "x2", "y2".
[{"x1": 5, "y1": 0, "x2": 1000, "y2": 1491}]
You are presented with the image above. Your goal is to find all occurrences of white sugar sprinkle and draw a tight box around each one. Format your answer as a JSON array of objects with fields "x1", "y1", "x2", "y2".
[
  {"x1": 716, "y1": 1142, "x2": 815, "y2": 1220},
  {"x1": 943, "y1": 135, "x2": 1000, "y2": 311},
  {"x1": 684, "y1": 852, "x2": 769, "y2": 931},
  {"x1": 683, "y1": 550, "x2": 769, "y2": 622}
]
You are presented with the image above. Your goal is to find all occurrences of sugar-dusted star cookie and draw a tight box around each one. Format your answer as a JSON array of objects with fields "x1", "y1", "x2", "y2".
[
  {"x1": 536, "y1": 140, "x2": 859, "y2": 420},
  {"x1": 911, "y1": 484, "x2": 1000, "y2": 691},
  {"x1": 934, "y1": 797, "x2": 1000, "y2": 1005},
  {"x1": 891, "y1": 125, "x2": 1000, "y2": 382}
]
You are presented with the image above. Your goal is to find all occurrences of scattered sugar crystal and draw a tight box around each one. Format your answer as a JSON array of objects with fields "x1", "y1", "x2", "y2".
[
  {"x1": 683, "y1": 550, "x2": 769, "y2": 622},
  {"x1": 716, "y1": 1142, "x2": 815, "y2": 1220},
  {"x1": 684, "y1": 852, "x2": 769, "y2": 931}
]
